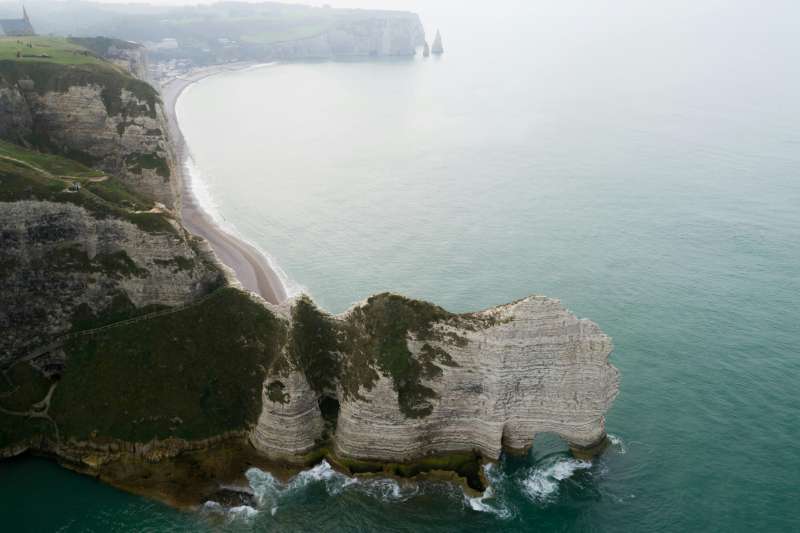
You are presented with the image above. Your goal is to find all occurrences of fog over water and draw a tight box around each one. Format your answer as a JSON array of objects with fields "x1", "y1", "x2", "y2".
[
  {"x1": 175, "y1": 2, "x2": 800, "y2": 529},
  {"x1": 2, "y1": 1, "x2": 799, "y2": 531}
]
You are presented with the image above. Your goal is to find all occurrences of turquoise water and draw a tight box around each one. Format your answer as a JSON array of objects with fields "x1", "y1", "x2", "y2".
[{"x1": 4, "y1": 1, "x2": 800, "y2": 531}]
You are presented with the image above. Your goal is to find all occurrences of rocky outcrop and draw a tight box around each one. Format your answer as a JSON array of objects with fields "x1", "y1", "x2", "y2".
[
  {"x1": 431, "y1": 30, "x2": 444, "y2": 55},
  {"x1": 0, "y1": 79, "x2": 32, "y2": 139},
  {"x1": 0, "y1": 200, "x2": 221, "y2": 362},
  {"x1": 0, "y1": 62, "x2": 178, "y2": 208},
  {"x1": 250, "y1": 294, "x2": 619, "y2": 466},
  {"x1": 266, "y1": 16, "x2": 426, "y2": 59},
  {"x1": 251, "y1": 370, "x2": 325, "y2": 462}
]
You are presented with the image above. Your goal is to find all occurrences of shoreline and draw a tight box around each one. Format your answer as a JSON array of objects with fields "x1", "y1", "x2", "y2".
[{"x1": 160, "y1": 63, "x2": 289, "y2": 305}]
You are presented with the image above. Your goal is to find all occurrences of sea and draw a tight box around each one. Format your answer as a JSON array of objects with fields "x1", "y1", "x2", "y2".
[{"x1": 2, "y1": 1, "x2": 799, "y2": 531}]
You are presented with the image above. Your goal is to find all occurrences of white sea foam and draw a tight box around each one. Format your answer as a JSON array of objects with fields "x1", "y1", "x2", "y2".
[
  {"x1": 245, "y1": 460, "x2": 420, "y2": 510},
  {"x1": 608, "y1": 434, "x2": 627, "y2": 454},
  {"x1": 182, "y1": 154, "x2": 305, "y2": 299},
  {"x1": 520, "y1": 457, "x2": 592, "y2": 503},
  {"x1": 177, "y1": 72, "x2": 305, "y2": 300},
  {"x1": 202, "y1": 500, "x2": 259, "y2": 522},
  {"x1": 464, "y1": 463, "x2": 513, "y2": 519},
  {"x1": 228, "y1": 505, "x2": 259, "y2": 521}
]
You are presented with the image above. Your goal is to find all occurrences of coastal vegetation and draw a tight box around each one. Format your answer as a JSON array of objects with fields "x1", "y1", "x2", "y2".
[
  {"x1": 0, "y1": 58, "x2": 159, "y2": 121},
  {"x1": 0, "y1": 154, "x2": 174, "y2": 234},
  {"x1": 0, "y1": 36, "x2": 106, "y2": 65},
  {"x1": 0, "y1": 139, "x2": 103, "y2": 178},
  {"x1": 50, "y1": 288, "x2": 284, "y2": 443},
  {"x1": 124, "y1": 152, "x2": 170, "y2": 179},
  {"x1": 284, "y1": 293, "x2": 465, "y2": 419},
  {"x1": 342, "y1": 294, "x2": 460, "y2": 418}
]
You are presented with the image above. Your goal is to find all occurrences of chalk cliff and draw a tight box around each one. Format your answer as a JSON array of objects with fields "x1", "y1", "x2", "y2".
[
  {"x1": 0, "y1": 200, "x2": 222, "y2": 364},
  {"x1": 252, "y1": 295, "x2": 619, "y2": 468},
  {"x1": 264, "y1": 16, "x2": 426, "y2": 59},
  {"x1": 0, "y1": 58, "x2": 177, "y2": 208},
  {"x1": 67, "y1": 37, "x2": 150, "y2": 81},
  {"x1": 0, "y1": 37, "x2": 619, "y2": 506}
]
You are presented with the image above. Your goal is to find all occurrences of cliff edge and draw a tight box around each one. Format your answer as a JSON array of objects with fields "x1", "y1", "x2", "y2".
[{"x1": 0, "y1": 36, "x2": 619, "y2": 506}]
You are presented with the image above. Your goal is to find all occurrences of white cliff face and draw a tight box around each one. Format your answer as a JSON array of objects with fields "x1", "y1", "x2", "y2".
[
  {"x1": 250, "y1": 370, "x2": 325, "y2": 462},
  {"x1": 0, "y1": 201, "x2": 221, "y2": 361},
  {"x1": 267, "y1": 16, "x2": 426, "y2": 59},
  {"x1": 250, "y1": 295, "x2": 619, "y2": 464},
  {"x1": 337, "y1": 297, "x2": 617, "y2": 460},
  {"x1": 30, "y1": 86, "x2": 177, "y2": 208},
  {"x1": 0, "y1": 76, "x2": 178, "y2": 208}
]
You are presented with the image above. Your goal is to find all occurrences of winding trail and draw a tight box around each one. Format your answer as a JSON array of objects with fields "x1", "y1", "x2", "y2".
[{"x1": 0, "y1": 154, "x2": 108, "y2": 182}]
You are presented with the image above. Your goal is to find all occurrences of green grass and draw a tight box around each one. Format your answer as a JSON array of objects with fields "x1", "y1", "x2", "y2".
[
  {"x1": 0, "y1": 157, "x2": 175, "y2": 234},
  {"x1": 0, "y1": 41, "x2": 160, "y2": 120},
  {"x1": 288, "y1": 296, "x2": 341, "y2": 395},
  {"x1": 125, "y1": 152, "x2": 170, "y2": 179},
  {"x1": 69, "y1": 291, "x2": 168, "y2": 333},
  {"x1": 0, "y1": 139, "x2": 103, "y2": 178},
  {"x1": 67, "y1": 37, "x2": 141, "y2": 56},
  {"x1": 0, "y1": 36, "x2": 107, "y2": 66},
  {"x1": 49, "y1": 288, "x2": 285, "y2": 443},
  {"x1": 282, "y1": 294, "x2": 467, "y2": 419},
  {"x1": 341, "y1": 294, "x2": 460, "y2": 418}
]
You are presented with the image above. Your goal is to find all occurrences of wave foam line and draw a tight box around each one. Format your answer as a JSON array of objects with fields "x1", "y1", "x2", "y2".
[
  {"x1": 182, "y1": 155, "x2": 305, "y2": 299},
  {"x1": 520, "y1": 457, "x2": 592, "y2": 503},
  {"x1": 244, "y1": 460, "x2": 418, "y2": 516}
]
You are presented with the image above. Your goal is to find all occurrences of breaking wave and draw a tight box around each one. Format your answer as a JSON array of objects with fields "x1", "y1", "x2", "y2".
[
  {"x1": 465, "y1": 463, "x2": 513, "y2": 519},
  {"x1": 207, "y1": 460, "x2": 422, "y2": 521},
  {"x1": 201, "y1": 501, "x2": 258, "y2": 523},
  {"x1": 519, "y1": 457, "x2": 592, "y2": 504},
  {"x1": 608, "y1": 433, "x2": 627, "y2": 454},
  {"x1": 204, "y1": 453, "x2": 606, "y2": 523}
]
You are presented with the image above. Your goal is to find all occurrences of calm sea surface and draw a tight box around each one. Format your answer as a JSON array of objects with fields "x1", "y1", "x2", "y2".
[{"x1": 3, "y1": 2, "x2": 799, "y2": 531}]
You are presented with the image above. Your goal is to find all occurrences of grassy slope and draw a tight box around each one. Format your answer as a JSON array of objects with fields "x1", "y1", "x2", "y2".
[
  {"x1": 0, "y1": 155, "x2": 174, "y2": 234},
  {"x1": 0, "y1": 139, "x2": 103, "y2": 178},
  {"x1": 0, "y1": 36, "x2": 159, "y2": 120},
  {"x1": 0, "y1": 36, "x2": 106, "y2": 65},
  {"x1": 49, "y1": 288, "x2": 284, "y2": 443}
]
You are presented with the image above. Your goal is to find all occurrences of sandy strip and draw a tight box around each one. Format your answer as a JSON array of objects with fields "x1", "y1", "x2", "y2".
[{"x1": 160, "y1": 64, "x2": 288, "y2": 305}]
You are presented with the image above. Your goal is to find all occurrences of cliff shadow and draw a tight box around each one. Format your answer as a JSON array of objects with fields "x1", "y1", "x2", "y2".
[{"x1": 319, "y1": 395, "x2": 340, "y2": 437}]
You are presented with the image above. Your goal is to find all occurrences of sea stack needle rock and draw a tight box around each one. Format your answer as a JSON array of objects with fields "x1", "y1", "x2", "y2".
[{"x1": 432, "y1": 30, "x2": 444, "y2": 55}]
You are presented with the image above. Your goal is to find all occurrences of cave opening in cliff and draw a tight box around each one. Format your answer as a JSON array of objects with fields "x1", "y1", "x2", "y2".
[{"x1": 319, "y1": 396, "x2": 340, "y2": 434}]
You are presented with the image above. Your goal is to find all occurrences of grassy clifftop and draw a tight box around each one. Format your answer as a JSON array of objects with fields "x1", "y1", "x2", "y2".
[
  {"x1": 0, "y1": 36, "x2": 107, "y2": 65},
  {"x1": 0, "y1": 142, "x2": 174, "y2": 234},
  {"x1": 51, "y1": 288, "x2": 284, "y2": 443},
  {"x1": 0, "y1": 36, "x2": 159, "y2": 117},
  {"x1": 1, "y1": 288, "x2": 282, "y2": 450}
]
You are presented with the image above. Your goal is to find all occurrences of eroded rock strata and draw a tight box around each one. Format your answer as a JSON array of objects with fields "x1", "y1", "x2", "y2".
[
  {"x1": 0, "y1": 36, "x2": 619, "y2": 505},
  {"x1": 253, "y1": 295, "x2": 619, "y2": 467},
  {"x1": 0, "y1": 57, "x2": 178, "y2": 208},
  {"x1": 0, "y1": 200, "x2": 222, "y2": 362}
]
